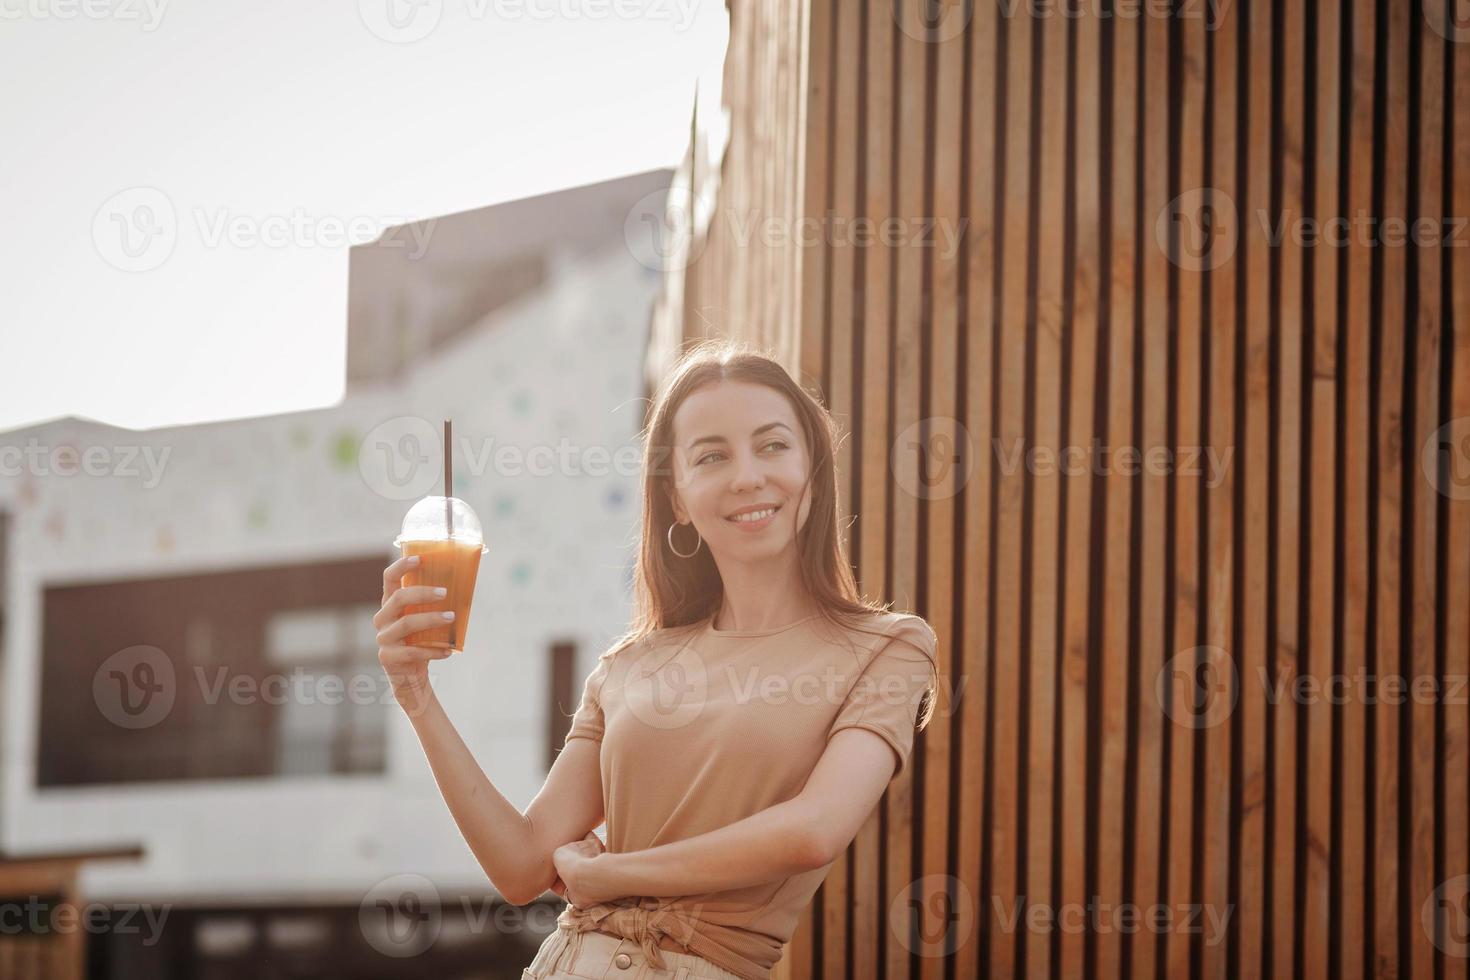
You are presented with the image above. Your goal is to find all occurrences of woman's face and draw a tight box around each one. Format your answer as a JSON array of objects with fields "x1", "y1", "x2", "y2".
[{"x1": 667, "y1": 380, "x2": 814, "y2": 561}]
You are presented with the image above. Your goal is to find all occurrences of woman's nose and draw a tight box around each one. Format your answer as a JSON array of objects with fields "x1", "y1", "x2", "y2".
[{"x1": 729, "y1": 452, "x2": 765, "y2": 491}]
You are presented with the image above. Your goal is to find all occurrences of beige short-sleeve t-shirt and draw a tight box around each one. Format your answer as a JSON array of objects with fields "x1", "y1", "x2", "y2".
[{"x1": 555, "y1": 609, "x2": 938, "y2": 980}]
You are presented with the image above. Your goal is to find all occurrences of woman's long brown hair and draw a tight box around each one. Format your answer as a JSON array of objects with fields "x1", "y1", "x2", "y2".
[{"x1": 603, "y1": 337, "x2": 936, "y2": 733}]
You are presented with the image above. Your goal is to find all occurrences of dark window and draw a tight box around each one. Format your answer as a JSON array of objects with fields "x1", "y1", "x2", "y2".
[
  {"x1": 546, "y1": 641, "x2": 576, "y2": 770},
  {"x1": 37, "y1": 556, "x2": 390, "y2": 786}
]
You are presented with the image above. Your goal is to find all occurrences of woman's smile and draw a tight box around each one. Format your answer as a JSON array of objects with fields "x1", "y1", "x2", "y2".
[{"x1": 725, "y1": 502, "x2": 782, "y2": 530}]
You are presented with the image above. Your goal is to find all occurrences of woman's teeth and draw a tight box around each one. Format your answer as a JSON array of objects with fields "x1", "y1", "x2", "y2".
[{"x1": 729, "y1": 507, "x2": 777, "y2": 523}]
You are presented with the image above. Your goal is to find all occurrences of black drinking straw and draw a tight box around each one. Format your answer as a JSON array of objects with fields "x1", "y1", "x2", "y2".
[
  {"x1": 444, "y1": 419, "x2": 453, "y2": 532},
  {"x1": 444, "y1": 418, "x2": 455, "y2": 647}
]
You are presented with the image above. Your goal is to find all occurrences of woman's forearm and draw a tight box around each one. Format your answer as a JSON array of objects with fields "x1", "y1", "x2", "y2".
[
  {"x1": 404, "y1": 688, "x2": 542, "y2": 903},
  {"x1": 586, "y1": 796, "x2": 826, "y2": 899}
]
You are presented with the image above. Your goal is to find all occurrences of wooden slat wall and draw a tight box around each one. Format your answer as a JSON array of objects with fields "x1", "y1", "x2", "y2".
[{"x1": 662, "y1": 0, "x2": 1468, "y2": 976}]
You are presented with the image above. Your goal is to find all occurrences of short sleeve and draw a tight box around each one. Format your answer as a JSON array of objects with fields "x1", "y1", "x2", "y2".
[
  {"x1": 563, "y1": 652, "x2": 613, "y2": 745},
  {"x1": 826, "y1": 616, "x2": 939, "y2": 779}
]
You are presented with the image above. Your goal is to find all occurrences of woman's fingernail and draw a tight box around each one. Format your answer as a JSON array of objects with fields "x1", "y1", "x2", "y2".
[
  {"x1": 433, "y1": 587, "x2": 447, "y2": 597},
  {"x1": 441, "y1": 611, "x2": 456, "y2": 621},
  {"x1": 408, "y1": 556, "x2": 421, "y2": 565}
]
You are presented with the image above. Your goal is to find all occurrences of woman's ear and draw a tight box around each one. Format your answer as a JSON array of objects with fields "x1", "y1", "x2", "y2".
[{"x1": 667, "y1": 488, "x2": 688, "y2": 524}]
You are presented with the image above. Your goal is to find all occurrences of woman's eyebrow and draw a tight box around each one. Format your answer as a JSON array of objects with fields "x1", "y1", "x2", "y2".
[{"x1": 686, "y1": 421, "x2": 794, "y2": 450}]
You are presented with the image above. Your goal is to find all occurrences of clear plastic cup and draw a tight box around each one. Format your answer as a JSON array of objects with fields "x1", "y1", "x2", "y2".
[{"x1": 394, "y1": 496, "x2": 488, "y2": 651}]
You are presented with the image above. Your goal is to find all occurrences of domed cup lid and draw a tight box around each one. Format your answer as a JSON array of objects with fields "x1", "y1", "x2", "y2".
[{"x1": 394, "y1": 496, "x2": 489, "y2": 554}]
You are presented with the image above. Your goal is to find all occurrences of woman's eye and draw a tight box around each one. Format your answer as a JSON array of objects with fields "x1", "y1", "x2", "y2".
[
  {"x1": 763, "y1": 440, "x2": 789, "y2": 452},
  {"x1": 696, "y1": 451, "x2": 724, "y2": 466}
]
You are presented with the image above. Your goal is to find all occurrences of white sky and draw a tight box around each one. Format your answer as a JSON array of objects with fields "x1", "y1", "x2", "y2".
[{"x1": 0, "y1": 0, "x2": 727, "y2": 433}]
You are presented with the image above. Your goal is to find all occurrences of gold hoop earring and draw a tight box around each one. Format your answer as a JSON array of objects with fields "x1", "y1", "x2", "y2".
[{"x1": 667, "y1": 521, "x2": 703, "y2": 558}]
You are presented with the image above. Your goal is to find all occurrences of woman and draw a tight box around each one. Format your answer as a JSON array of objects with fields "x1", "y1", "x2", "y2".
[{"x1": 374, "y1": 340, "x2": 939, "y2": 980}]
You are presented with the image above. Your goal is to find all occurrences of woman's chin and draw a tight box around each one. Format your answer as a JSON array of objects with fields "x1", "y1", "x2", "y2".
[{"x1": 722, "y1": 530, "x2": 798, "y2": 559}]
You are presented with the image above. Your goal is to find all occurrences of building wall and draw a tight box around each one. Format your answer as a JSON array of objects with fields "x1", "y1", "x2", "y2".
[
  {"x1": 0, "y1": 242, "x2": 658, "y2": 905},
  {"x1": 660, "y1": 1, "x2": 1470, "y2": 978}
]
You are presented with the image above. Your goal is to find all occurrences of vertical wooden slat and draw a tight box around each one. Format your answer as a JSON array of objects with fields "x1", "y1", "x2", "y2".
[
  {"x1": 1132, "y1": 3, "x2": 1170, "y2": 976},
  {"x1": 1338, "y1": 1, "x2": 1376, "y2": 978},
  {"x1": 1273, "y1": 0, "x2": 1306, "y2": 977},
  {"x1": 920, "y1": 7, "x2": 963, "y2": 977},
  {"x1": 1026, "y1": 0, "x2": 1066, "y2": 974},
  {"x1": 1202, "y1": 0, "x2": 1238, "y2": 976},
  {"x1": 1303, "y1": 0, "x2": 1341, "y2": 973},
  {"x1": 989, "y1": 2, "x2": 1033, "y2": 974},
  {"x1": 1409, "y1": 2, "x2": 1444, "y2": 976},
  {"x1": 957, "y1": 1, "x2": 998, "y2": 975},
  {"x1": 822, "y1": 1, "x2": 860, "y2": 972},
  {"x1": 787, "y1": 5, "x2": 834, "y2": 975},
  {"x1": 887, "y1": 2, "x2": 929, "y2": 979},
  {"x1": 1097, "y1": 3, "x2": 1138, "y2": 977},
  {"x1": 1165, "y1": 3, "x2": 1204, "y2": 976},
  {"x1": 797, "y1": 0, "x2": 833, "y2": 389},
  {"x1": 1376, "y1": 0, "x2": 1410, "y2": 972},
  {"x1": 1060, "y1": 0, "x2": 1100, "y2": 976},
  {"x1": 1442, "y1": 14, "x2": 1470, "y2": 980},
  {"x1": 858, "y1": 0, "x2": 893, "y2": 642},
  {"x1": 1238, "y1": 0, "x2": 1273, "y2": 969}
]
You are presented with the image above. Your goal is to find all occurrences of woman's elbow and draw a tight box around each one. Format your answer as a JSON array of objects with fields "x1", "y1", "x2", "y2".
[
  {"x1": 796, "y1": 814, "x2": 841, "y2": 871},
  {"x1": 500, "y1": 869, "x2": 553, "y2": 907},
  {"x1": 491, "y1": 850, "x2": 554, "y2": 907}
]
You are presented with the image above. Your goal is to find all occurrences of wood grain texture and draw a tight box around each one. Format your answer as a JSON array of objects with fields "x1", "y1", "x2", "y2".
[{"x1": 649, "y1": 2, "x2": 1467, "y2": 977}]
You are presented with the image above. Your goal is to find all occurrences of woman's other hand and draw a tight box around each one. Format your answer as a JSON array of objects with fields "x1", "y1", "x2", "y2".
[{"x1": 551, "y1": 831, "x2": 608, "y2": 906}]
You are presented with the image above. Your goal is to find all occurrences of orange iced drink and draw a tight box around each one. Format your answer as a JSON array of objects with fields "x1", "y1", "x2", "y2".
[
  {"x1": 394, "y1": 494, "x2": 489, "y2": 652},
  {"x1": 399, "y1": 537, "x2": 484, "y2": 650}
]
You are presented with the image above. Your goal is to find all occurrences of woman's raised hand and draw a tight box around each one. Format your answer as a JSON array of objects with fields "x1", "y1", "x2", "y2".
[{"x1": 375, "y1": 554, "x2": 455, "y2": 715}]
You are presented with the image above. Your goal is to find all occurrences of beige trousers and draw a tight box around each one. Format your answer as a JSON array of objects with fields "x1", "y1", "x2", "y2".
[{"x1": 522, "y1": 926, "x2": 747, "y2": 980}]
